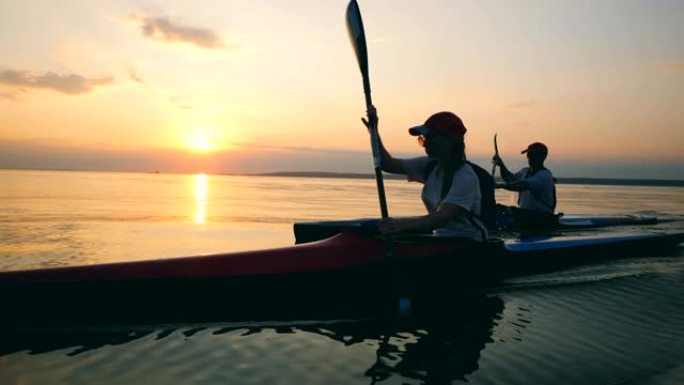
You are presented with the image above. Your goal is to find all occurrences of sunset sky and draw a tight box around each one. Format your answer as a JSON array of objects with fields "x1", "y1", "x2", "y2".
[{"x1": 1, "y1": 0, "x2": 683, "y2": 179}]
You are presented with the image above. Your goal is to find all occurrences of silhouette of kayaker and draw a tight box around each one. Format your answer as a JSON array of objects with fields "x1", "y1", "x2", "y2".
[
  {"x1": 363, "y1": 106, "x2": 489, "y2": 241},
  {"x1": 492, "y1": 142, "x2": 559, "y2": 228}
]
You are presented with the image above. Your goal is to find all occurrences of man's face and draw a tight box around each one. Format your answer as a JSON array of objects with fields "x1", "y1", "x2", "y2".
[{"x1": 526, "y1": 152, "x2": 545, "y2": 166}]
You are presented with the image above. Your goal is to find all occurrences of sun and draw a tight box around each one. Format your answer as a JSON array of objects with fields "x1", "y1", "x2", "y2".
[{"x1": 187, "y1": 132, "x2": 214, "y2": 153}]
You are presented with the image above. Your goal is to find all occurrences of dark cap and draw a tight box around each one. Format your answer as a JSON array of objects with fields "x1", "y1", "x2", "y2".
[
  {"x1": 521, "y1": 142, "x2": 548, "y2": 158},
  {"x1": 408, "y1": 111, "x2": 467, "y2": 137}
]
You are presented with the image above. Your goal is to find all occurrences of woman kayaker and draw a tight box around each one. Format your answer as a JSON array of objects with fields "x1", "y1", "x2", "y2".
[{"x1": 364, "y1": 106, "x2": 487, "y2": 241}]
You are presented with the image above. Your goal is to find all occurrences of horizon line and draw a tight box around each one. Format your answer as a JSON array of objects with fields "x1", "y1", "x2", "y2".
[{"x1": 2, "y1": 167, "x2": 683, "y2": 187}]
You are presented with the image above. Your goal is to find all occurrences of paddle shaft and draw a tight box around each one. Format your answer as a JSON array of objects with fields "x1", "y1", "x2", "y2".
[
  {"x1": 364, "y1": 81, "x2": 389, "y2": 219},
  {"x1": 346, "y1": 0, "x2": 410, "y2": 318},
  {"x1": 347, "y1": 0, "x2": 389, "y2": 219}
]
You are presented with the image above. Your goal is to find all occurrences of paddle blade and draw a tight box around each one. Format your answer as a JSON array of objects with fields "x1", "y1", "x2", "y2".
[
  {"x1": 491, "y1": 133, "x2": 498, "y2": 177},
  {"x1": 492, "y1": 134, "x2": 499, "y2": 178},
  {"x1": 346, "y1": 0, "x2": 369, "y2": 76}
]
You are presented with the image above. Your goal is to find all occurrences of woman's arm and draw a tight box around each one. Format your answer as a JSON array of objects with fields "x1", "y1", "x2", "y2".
[
  {"x1": 363, "y1": 106, "x2": 407, "y2": 175},
  {"x1": 378, "y1": 203, "x2": 465, "y2": 235},
  {"x1": 374, "y1": 133, "x2": 407, "y2": 174}
]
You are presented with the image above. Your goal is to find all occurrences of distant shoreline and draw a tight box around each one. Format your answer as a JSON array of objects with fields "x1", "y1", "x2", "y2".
[
  {"x1": 252, "y1": 171, "x2": 684, "y2": 187},
  {"x1": 2, "y1": 167, "x2": 682, "y2": 187}
]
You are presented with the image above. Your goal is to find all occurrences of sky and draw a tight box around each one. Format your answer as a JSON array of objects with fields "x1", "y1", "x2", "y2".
[{"x1": 1, "y1": 0, "x2": 683, "y2": 179}]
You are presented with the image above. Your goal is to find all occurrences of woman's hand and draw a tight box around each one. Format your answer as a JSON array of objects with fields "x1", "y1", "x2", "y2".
[
  {"x1": 492, "y1": 154, "x2": 504, "y2": 167},
  {"x1": 378, "y1": 217, "x2": 412, "y2": 235},
  {"x1": 361, "y1": 105, "x2": 379, "y2": 132}
]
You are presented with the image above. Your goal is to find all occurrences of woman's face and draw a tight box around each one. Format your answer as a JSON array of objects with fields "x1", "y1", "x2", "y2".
[{"x1": 418, "y1": 133, "x2": 457, "y2": 158}]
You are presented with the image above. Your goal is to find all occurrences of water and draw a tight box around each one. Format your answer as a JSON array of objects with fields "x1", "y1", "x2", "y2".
[{"x1": 1, "y1": 169, "x2": 683, "y2": 385}]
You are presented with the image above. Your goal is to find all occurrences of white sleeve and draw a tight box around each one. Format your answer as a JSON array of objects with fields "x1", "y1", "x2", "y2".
[
  {"x1": 400, "y1": 157, "x2": 431, "y2": 183},
  {"x1": 440, "y1": 168, "x2": 479, "y2": 212},
  {"x1": 513, "y1": 168, "x2": 528, "y2": 182},
  {"x1": 526, "y1": 170, "x2": 553, "y2": 192}
]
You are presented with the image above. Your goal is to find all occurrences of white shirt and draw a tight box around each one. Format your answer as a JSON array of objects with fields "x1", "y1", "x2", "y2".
[
  {"x1": 513, "y1": 167, "x2": 555, "y2": 214},
  {"x1": 402, "y1": 157, "x2": 485, "y2": 240}
]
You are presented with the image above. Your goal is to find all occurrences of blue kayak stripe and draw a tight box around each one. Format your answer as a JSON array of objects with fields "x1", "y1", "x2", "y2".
[{"x1": 504, "y1": 232, "x2": 666, "y2": 252}]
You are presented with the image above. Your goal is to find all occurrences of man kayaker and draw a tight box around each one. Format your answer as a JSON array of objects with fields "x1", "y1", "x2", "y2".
[
  {"x1": 492, "y1": 142, "x2": 558, "y2": 227},
  {"x1": 363, "y1": 106, "x2": 487, "y2": 241}
]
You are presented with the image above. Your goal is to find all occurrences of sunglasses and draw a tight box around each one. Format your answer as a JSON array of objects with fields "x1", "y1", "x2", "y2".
[{"x1": 417, "y1": 135, "x2": 439, "y2": 147}]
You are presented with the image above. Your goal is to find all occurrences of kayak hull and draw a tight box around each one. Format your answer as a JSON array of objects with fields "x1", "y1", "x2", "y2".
[
  {"x1": 0, "y1": 233, "x2": 489, "y2": 325},
  {"x1": 5, "y1": 262, "x2": 395, "y2": 325},
  {"x1": 1, "y1": 230, "x2": 682, "y2": 326}
]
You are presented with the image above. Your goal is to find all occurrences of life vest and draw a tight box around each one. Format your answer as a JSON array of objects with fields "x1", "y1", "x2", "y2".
[{"x1": 423, "y1": 160, "x2": 497, "y2": 232}]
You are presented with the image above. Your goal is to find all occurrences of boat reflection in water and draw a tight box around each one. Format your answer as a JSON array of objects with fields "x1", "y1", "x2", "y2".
[
  {"x1": 1, "y1": 293, "x2": 504, "y2": 385},
  {"x1": 348, "y1": 295, "x2": 504, "y2": 385}
]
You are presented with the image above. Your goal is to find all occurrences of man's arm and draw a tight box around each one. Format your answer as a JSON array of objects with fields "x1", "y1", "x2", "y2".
[
  {"x1": 496, "y1": 180, "x2": 529, "y2": 191},
  {"x1": 493, "y1": 155, "x2": 515, "y2": 182}
]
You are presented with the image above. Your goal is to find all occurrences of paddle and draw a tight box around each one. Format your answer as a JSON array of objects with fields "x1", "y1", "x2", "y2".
[
  {"x1": 345, "y1": 0, "x2": 410, "y2": 316},
  {"x1": 491, "y1": 133, "x2": 498, "y2": 177},
  {"x1": 345, "y1": 0, "x2": 388, "y2": 219}
]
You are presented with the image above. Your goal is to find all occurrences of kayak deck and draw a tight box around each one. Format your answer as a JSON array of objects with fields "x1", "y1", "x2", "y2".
[
  {"x1": 293, "y1": 214, "x2": 659, "y2": 244},
  {"x1": 558, "y1": 214, "x2": 657, "y2": 228}
]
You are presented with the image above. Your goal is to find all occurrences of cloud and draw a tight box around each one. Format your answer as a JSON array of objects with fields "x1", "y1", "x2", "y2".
[
  {"x1": 504, "y1": 101, "x2": 535, "y2": 108},
  {"x1": 0, "y1": 88, "x2": 26, "y2": 101},
  {"x1": 244, "y1": 143, "x2": 363, "y2": 154},
  {"x1": 168, "y1": 95, "x2": 193, "y2": 109},
  {"x1": 129, "y1": 68, "x2": 144, "y2": 83},
  {"x1": 0, "y1": 70, "x2": 113, "y2": 95},
  {"x1": 658, "y1": 61, "x2": 684, "y2": 75},
  {"x1": 132, "y1": 14, "x2": 227, "y2": 49}
]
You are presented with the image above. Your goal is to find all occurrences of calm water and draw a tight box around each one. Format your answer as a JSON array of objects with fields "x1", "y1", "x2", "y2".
[{"x1": 1, "y1": 169, "x2": 683, "y2": 385}]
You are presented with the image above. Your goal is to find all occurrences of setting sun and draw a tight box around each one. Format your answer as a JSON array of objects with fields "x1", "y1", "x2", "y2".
[{"x1": 188, "y1": 132, "x2": 214, "y2": 153}]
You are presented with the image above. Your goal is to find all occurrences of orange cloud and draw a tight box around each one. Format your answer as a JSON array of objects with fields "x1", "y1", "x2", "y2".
[
  {"x1": 504, "y1": 101, "x2": 535, "y2": 108},
  {"x1": 168, "y1": 95, "x2": 193, "y2": 109},
  {"x1": 0, "y1": 70, "x2": 113, "y2": 95},
  {"x1": 129, "y1": 68, "x2": 144, "y2": 83},
  {"x1": 658, "y1": 62, "x2": 684, "y2": 75},
  {"x1": 132, "y1": 14, "x2": 229, "y2": 49},
  {"x1": 0, "y1": 89, "x2": 26, "y2": 101}
]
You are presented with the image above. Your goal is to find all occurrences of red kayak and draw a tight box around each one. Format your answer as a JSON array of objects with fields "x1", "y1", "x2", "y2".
[
  {"x1": 1, "y1": 230, "x2": 682, "y2": 326},
  {"x1": 0, "y1": 232, "x2": 476, "y2": 284},
  {"x1": 0, "y1": 232, "x2": 481, "y2": 325}
]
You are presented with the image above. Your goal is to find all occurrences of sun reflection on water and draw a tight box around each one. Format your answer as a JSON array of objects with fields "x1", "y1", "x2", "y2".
[{"x1": 194, "y1": 173, "x2": 208, "y2": 224}]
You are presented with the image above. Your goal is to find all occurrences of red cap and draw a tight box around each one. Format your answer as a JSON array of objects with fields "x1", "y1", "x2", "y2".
[
  {"x1": 408, "y1": 111, "x2": 467, "y2": 137},
  {"x1": 521, "y1": 142, "x2": 548, "y2": 158}
]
